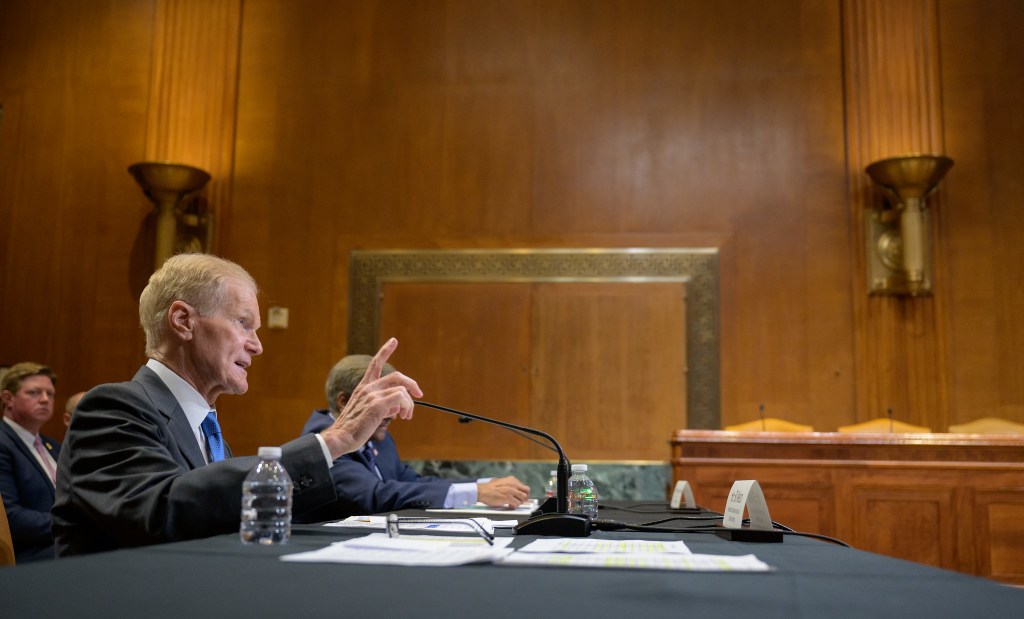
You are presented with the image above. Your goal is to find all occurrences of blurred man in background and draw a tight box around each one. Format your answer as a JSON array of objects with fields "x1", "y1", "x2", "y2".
[
  {"x1": 297, "y1": 354, "x2": 529, "y2": 522},
  {"x1": 0, "y1": 362, "x2": 61, "y2": 562}
]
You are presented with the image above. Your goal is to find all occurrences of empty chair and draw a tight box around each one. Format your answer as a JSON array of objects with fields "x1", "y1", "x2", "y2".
[
  {"x1": 948, "y1": 417, "x2": 1024, "y2": 435},
  {"x1": 837, "y1": 418, "x2": 932, "y2": 434},
  {"x1": 725, "y1": 418, "x2": 814, "y2": 432}
]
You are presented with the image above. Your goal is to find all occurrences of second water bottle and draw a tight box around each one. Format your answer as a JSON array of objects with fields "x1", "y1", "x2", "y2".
[{"x1": 567, "y1": 463, "x2": 598, "y2": 518}]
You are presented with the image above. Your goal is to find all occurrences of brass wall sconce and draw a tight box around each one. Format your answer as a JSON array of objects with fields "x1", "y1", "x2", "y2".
[
  {"x1": 128, "y1": 162, "x2": 213, "y2": 270},
  {"x1": 864, "y1": 154, "x2": 953, "y2": 296}
]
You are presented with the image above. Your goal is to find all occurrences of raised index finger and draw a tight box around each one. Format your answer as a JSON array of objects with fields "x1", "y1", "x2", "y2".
[{"x1": 360, "y1": 337, "x2": 398, "y2": 386}]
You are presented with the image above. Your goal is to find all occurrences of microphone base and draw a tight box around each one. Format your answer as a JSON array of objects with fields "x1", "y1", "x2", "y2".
[
  {"x1": 514, "y1": 513, "x2": 592, "y2": 537},
  {"x1": 714, "y1": 526, "x2": 783, "y2": 543},
  {"x1": 533, "y1": 496, "x2": 558, "y2": 516}
]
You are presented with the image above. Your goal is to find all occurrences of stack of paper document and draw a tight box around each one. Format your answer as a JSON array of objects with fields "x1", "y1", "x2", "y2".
[
  {"x1": 324, "y1": 515, "x2": 519, "y2": 533},
  {"x1": 499, "y1": 538, "x2": 772, "y2": 572},
  {"x1": 281, "y1": 533, "x2": 515, "y2": 566},
  {"x1": 281, "y1": 533, "x2": 772, "y2": 572}
]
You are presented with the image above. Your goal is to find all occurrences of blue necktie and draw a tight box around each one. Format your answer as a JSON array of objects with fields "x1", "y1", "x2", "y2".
[
  {"x1": 201, "y1": 412, "x2": 226, "y2": 462},
  {"x1": 363, "y1": 443, "x2": 382, "y2": 480}
]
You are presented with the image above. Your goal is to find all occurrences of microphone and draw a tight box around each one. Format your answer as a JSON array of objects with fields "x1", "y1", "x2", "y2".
[
  {"x1": 759, "y1": 403, "x2": 766, "y2": 431},
  {"x1": 413, "y1": 400, "x2": 592, "y2": 537}
]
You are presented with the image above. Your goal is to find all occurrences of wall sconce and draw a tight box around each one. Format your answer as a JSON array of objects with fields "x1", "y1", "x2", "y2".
[
  {"x1": 128, "y1": 162, "x2": 213, "y2": 270},
  {"x1": 864, "y1": 154, "x2": 953, "y2": 296}
]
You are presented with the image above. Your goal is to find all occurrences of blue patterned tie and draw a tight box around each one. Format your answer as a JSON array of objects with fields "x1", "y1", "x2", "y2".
[
  {"x1": 201, "y1": 412, "x2": 226, "y2": 462},
  {"x1": 363, "y1": 443, "x2": 382, "y2": 480}
]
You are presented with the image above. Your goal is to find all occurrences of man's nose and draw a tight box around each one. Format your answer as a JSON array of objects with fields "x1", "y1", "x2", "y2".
[{"x1": 249, "y1": 332, "x2": 264, "y2": 355}]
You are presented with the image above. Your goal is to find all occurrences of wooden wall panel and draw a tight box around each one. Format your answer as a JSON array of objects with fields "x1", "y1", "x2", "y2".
[
  {"x1": 530, "y1": 282, "x2": 686, "y2": 461},
  {"x1": 842, "y1": 0, "x2": 951, "y2": 429},
  {"x1": 672, "y1": 430, "x2": 1024, "y2": 583},
  {"x1": 224, "y1": 0, "x2": 851, "y2": 455},
  {"x1": 1, "y1": 0, "x2": 1022, "y2": 457},
  {"x1": 376, "y1": 280, "x2": 686, "y2": 461},
  {"x1": 850, "y1": 485, "x2": 957, "y2": 567},
  {"x1": 141, "y1": 0, "x2": 242, "y2": 239},
  {"x1": 938, "y1": 0, "x2": 1024, "y2": 426},
  {"x1": 378, "y1": 282, "x2": 534, "y2": 460},
  {"x1": 976, "y1": 492, "x2": 1024, "y2": 582},
  {"x1": 0, "y1": 0, "x2": 157, "y2": 441}
]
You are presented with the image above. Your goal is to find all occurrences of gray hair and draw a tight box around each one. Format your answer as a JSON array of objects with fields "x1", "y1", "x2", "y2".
[
  {"x1": 325, "y1": 354, "x2": 396, "y2": 413},
  {"x1": 138, "y1": 254, "x2": 257, "y2": 355}
]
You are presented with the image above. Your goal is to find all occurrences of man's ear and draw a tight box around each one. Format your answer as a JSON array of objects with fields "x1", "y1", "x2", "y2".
[
  {"x1": 167, "y1": 300, "x2": 197, "y2": 341},
  {"x1": 334, "y1": 392, "x2": 350, "y2": 411}
]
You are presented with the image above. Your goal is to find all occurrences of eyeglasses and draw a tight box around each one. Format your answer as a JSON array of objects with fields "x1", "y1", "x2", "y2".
[{"x1": 387, "y1": 515, "x2": 495, "y2": 545}]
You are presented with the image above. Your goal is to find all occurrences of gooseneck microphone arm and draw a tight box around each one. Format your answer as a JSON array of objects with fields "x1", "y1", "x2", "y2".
[
  {"x1": 413, "y1": 401, "x2": 592, "y2": 536},
  {"x1": 413, "y1": 400, "x2": 570, "y2": 513}
]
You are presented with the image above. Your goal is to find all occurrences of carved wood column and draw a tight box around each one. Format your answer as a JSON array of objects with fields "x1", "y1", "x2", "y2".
[
  {"x1": 843, "y1": 0, "x2": 951, "y2": 429},
  {"x1": 142, "y1": 0, "x2": 242, "y2": 250}
]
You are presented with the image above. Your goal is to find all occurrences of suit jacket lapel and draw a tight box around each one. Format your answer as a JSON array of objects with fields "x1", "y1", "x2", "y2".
[
  {"x1": 41, "y1": 435, "x2": 60, "y2": 461},
  {"x1": 134, "y1": 366, "x2": 208, "y2": 469},
  {"x1": 1, "y1": 422, "x2": 56, "y2": 494}
]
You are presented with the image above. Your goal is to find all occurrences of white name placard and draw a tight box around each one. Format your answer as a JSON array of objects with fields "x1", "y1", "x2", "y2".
[
  {"x1": 722, "y1": 480, "x2": 773, "y2": 530},
  {"x1": 670, "y1": 480, "x2": 696, "y2": 509}
]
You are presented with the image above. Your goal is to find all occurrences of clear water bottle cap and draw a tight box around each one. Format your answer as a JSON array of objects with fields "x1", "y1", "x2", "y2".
[
  {"x1": 571, "y1": 464, "x2": 588, "y2": 472},
  {"x1": 258, "y1": 446, "x2": 282, "y2": 459}
]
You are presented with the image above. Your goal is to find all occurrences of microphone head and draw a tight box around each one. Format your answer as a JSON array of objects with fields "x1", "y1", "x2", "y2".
[{"x1": 458, "y1": 416, "x2": 472, "y2": 424}]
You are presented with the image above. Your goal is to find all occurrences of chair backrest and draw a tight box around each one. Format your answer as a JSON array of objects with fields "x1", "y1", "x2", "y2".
[
  {"x1": 837, "y1": 417, "x2": 932, "y2": 434},
  {"x1": 0, "y1": 499, "x2": 15, "y2": 566},
  {"x1": 724, "y1": 417, "x2": 814, "y2": 432},
  {"x1": 948, "y1": 417, "x2": 1024, "y2": 435}
]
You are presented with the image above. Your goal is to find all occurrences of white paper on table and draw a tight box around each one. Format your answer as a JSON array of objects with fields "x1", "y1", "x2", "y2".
[
  {"x1": 280, "y1": 533, "x2": 514, "y2": 566},
  {"x1": 516, "y1": 538, "x2": 692, "y2": 555},
  {"x1": 484, "y1": 520, "x2": 520, "y2": 529},
  {"x1": 324, "y1": 515, "x2": 497, "y2": 534},
  {"x1": 343, "y1": 532, "x2": 514, "y2": 549},
  {"x1": 498, "y1": 552, "x2": 772, "y2": 572},
  {"x1": 426, "y1": 499, "x2": 538, "y2": 517}
]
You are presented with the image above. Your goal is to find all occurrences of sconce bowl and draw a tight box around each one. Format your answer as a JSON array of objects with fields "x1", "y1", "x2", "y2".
[
  {"x1": 128, "y1": 162, "x2": 211, "y2": 205},
  {"x1": 865, "y1": 154, "x2": 953, "y2": 202}
]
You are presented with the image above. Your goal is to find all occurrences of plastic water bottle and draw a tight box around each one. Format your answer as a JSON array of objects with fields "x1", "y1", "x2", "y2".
[
  {"x1": 567, "y1": 463, "x2": 598, "y2": 518},
  {"x1": 240, "y1": 446, "x2": 293, "y2": 544},
  {"x1": 545, "y1": 469, "x2": 558, "y2": 498}
]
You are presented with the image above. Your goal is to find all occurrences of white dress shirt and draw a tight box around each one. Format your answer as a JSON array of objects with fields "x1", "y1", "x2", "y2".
[{"x1": 144, "y1": 359, "x2": 333, "y2": 465}]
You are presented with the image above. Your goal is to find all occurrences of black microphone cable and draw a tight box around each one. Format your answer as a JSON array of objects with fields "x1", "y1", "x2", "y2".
[
  {"x1": 600, "y1": 502, "x2": 706, "y2": 514},
  {"x1": 588, "y1": 517, "x2": 852, "y2": 547}
]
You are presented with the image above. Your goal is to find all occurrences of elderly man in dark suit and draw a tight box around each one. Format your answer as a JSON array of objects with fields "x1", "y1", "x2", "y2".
[
  {"x1": 0, "y1": 362, "x2": 61, "y2": 563},
  {"x1": 52, "y1": 253, "x2": 422, "y2": 555},
  {"x1": 297, "y1": 355, "x2": 529, "y2": 523}
]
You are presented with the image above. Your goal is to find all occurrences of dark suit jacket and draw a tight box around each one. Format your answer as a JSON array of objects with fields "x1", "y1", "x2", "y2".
[
  {"x1": 296, "y1": 410, "x2": 468, "y2": 522},
  {"x1": 0, "y1": 422, "x2": 60, "y2": 562},
  {"x1": 51, "y1": 366, "x2": 337, "y2": 556}
]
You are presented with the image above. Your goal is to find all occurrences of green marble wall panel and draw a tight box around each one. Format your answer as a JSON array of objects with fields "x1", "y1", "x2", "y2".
[{"x1": 409, "y1": 460, "x2": 670, "y2": 502}]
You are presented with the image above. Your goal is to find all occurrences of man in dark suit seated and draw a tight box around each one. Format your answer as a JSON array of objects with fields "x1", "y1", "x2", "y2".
[
  {"x1": 298, "y1": 355, "x2": 529, "y2": 522},
  {"x1": 52, "y1": 253, "x2": 422, "y2": 555},
  {"x1": 0, "y1": 362, "x2": 61, "y2": 563}
]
